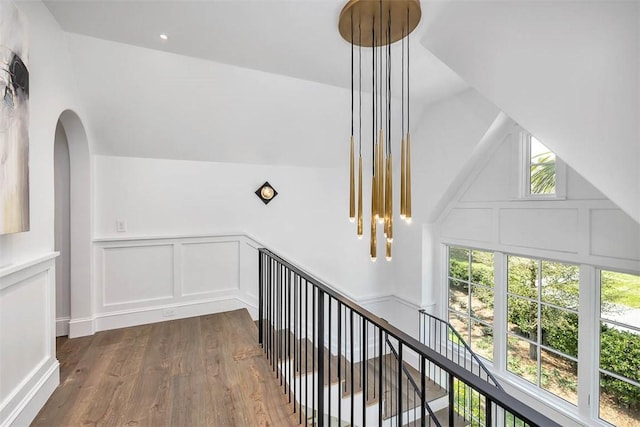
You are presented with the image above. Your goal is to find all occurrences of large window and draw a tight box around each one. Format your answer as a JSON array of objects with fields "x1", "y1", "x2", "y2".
[
  {"x1": 506, "y1": 256, "x2": 579, "y2": 405},
  {"x1": 445, "y1": 246, "x2": 640, "y2": 425},
  {"x1": 599, "y1": 270, "x2": 640, "y2": 426},
  {"x1": 448, "y1": 247, "x2": 495, "y2": 361}
]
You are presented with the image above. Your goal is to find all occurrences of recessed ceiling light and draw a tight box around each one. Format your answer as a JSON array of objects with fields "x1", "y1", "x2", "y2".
[{"x1": 159, "y1": 34, "x2": 168, "y2": 41}]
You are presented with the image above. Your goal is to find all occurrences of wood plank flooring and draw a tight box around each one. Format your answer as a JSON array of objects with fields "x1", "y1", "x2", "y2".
[{"x1": 32, "y1": 309, "x2": 297, "y2": 427}]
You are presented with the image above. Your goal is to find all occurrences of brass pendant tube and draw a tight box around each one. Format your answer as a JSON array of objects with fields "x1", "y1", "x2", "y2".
[
  {"x1": 383, "y1": 154, "x2": 389, "y2": 238},
  {"x1": 405, "y1": 132, "x2": 412, "y2": 222},
  {"x1": 385, "y1": 238, "x2": 392, "y2": 261},
  {"x1": 370, "y1": 175, "x2": 377, "y2": 261},
  {"x1": 357, "y1": 156, "x2": 363, "y2": 238},
  {"x1": 349, "y1": 135, "x2": 355, "y2": 222},
  {"x1": 385, "y1": 155, "x2": 393, "y2": 242},
  {"x1": 400, "y1": 137, "x2": 406, "y2": 219},
  {"x1": 377, "y1": 131, "x2": 384, "y2": 223},
  {"x1": 372, "y1": 146, "x2": 378, "y2": 220}
]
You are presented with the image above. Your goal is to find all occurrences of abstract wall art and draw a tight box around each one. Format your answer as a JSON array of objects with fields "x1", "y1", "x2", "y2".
[{"x1": 0, "y1": 2, "x2": 29, "y2": 235}]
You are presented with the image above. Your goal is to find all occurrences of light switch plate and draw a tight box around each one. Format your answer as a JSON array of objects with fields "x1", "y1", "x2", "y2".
[{"x1": 116, "y1": 220, "x2": 127, "y2": 232}]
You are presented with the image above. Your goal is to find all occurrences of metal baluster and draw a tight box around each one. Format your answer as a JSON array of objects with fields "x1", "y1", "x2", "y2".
[
  {"x1": 362, "y1": 317, "x2": 367, "y2": 426},
  {"x1": 338, "y1": 301, "x2": 342, "y2": 425},
  {"x1": 378, "y1": 328, "x2": 383, "y2": 427},
  {"x1": 350, "y1": 309, "x2": 354, "y2": 427},
  {"x1": 328, "y1": 297, "x2": 332, "y2": 423},
  {"x1": 397, "y1": 342, "x2": 403, "y2": 427},
  {"x1": 259, "y1": 252, "x2": 263, "y2": 346},
  {"x1": 305, "y1": 279, "x2": 308, "y2": 422},
  {"x1": 293, "y1": 271, "x2": 297, "y2": 415},
  {"x1": 317, "y1": 289, "x2": 325, "y2": 427},
  {"x1": 448, "y1": 374, "x2": 454, "y2": 427},
  {"x1": 312, "y1": 286, "x2": 316, "y2": 426},
  {"x1": 287, "y1": 268, "x2": 292, "y2": 400},
  {"x1": 421, "y1": 355, "x2": 426, "y2": 427}
]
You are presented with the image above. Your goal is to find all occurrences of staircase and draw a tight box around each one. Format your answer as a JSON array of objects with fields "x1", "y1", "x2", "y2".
[{"x1": 258, "y1": 248, "x2": 560, "y2": 427}]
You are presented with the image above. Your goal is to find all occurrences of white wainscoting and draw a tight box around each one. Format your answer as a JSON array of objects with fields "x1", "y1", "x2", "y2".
[
  {"x1": 0, "y1": 253, "x2": 59, "y2": 427},
  {"x1": 93, "y1": 234, "x2": 260, "y2": 332}
]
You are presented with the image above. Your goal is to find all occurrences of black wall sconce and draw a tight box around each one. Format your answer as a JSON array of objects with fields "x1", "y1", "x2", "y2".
[{"x1": 255, "y1": 181, "x2": 278, "y2": 205}]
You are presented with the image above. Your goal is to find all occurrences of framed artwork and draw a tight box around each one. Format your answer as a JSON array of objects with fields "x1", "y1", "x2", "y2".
[{"x1": 0, "y1": 2, "x2": 29, "y2": 235}]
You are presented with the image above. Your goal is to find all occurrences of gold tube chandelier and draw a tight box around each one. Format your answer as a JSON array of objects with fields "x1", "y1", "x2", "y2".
[{"x1": 340, "y1": 0, "x2": 419, "y2": 261}]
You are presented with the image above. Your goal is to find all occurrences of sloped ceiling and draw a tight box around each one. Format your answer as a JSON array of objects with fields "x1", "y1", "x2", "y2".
[
  {"x1": 44, "y1": 0, "x2": 467, "y2": 111},
  {"x1": 421, "y1": 0, "x2": 640, "y2": 222},
  {"x1": 43, "y1": 0, "x2": 468, "y2": 167}
]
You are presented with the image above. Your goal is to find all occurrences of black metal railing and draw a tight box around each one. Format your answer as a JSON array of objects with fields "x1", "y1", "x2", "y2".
[
  {"x1": 258, "y1": 248, "x2": 560, "y2": 427},
  {"x1": 386, "y1": 337, "x2": 442, "y2": 426},
  {"x1": 419, "y1": 311, "x2": 504, "y2": 425},
  {"x1": 419, "y1": 311, "x2": 501, "y2": 389}
]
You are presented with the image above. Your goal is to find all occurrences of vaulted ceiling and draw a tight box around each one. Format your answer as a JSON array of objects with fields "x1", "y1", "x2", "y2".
[{"x1": 44, "y1": 0, "x2": 467, "y2": 104}]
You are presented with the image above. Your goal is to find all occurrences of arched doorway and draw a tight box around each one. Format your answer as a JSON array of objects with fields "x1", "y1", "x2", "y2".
[
  {"x1": 54, "y1": 121, "x2": 71, "y2": 336},
  {"x1": 55, "y1": 110, "x2": 93, "y2": 338}
]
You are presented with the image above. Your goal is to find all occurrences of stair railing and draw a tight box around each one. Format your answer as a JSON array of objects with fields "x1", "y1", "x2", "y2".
[
  {"x1": 258, "y1": 248, "x2": 560, "y2": 427},
  {"x1": 385, "y1": 336, "x2": 443, "y2": 427},
  {"x1": 419, "y1": 310, "x2": 501, "y2": 390}
]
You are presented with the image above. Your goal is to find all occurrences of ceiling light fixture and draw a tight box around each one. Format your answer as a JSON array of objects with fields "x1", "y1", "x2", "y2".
[
  {"x1": 159, "y1": 34, "x2": 168, "y2": 41},
  {"x1": 339, "y1": 0, "x2": 419, "y2": 261}
]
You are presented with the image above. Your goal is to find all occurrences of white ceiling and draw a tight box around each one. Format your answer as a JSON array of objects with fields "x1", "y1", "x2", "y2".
[{"x1": 44, "y1": 0, "x2": 467, "y2": 104}]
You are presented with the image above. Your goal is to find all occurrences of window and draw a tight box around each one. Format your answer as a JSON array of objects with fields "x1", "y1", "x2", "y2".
[
  {"x1": 599, "y1": 270, "x2": 640, "y2": 426},
  {"x1": 448, "y1": 247, "x2": 495, "y2": 361},
  {"x1": 444, "y1": 246, "x2": 640, "y2": 424},
  {"x1": 520, "y1": 132, "x2": 565, "y2": 198},
  {"x1": 506, "y1": 256, "x2": 579, "y2": 405}
]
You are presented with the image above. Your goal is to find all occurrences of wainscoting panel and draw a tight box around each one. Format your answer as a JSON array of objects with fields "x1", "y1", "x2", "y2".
[
  {"x1": 103, "y1": 244, "x2": 174, "y2": 306},
  {"x1": 93, "y1": 234, "x2": 260, "y2": 332},
  {"x1": 499, "y1": 208, "x2": 579, "y2": 253},
  {"x1": 182, "y1": 241, "x2": 239, "y2": 296},
  {"x1": 590, "y1": 209, "x2": 640, "y2": 261},
  {"x1": 441, "y1": 208, "x2": 493, "y2": 242},
  {"x1": 0, "y1": 254, "x2": 58, "y2": 427}
]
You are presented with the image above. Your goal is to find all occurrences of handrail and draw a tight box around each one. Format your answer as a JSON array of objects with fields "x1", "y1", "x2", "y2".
[
  {"x1": 419, "y1": 310, "x2": 502, "y2": 390},
  {"x1": 259, "y1": 247, "x2": 561, "y2": 427},
  {"x1": 386, "y1": 336, "x2": 443, "y2": 427}
]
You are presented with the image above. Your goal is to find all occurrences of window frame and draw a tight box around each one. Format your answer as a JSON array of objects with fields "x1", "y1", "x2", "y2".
[
  {"x1": 442, "y1": 244, "x2": 640, "y2": 426},
  {"x1": 519, "y1": 131, "x2": 567, "y2": 200},
  {"x1": 596, "y1": 268, "x2": 640, "y2": 426},
  {"x1": 505, "y1": 255, "x2": 580, "y2": 406},
  {"x1": 447, "y1": 246, "x2": 496, "y2": 363}
]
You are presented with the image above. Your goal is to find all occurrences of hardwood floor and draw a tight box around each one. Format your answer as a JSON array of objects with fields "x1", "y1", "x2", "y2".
[{"x1": 32, "y1": 309, "x2": 297, "y2": 427}]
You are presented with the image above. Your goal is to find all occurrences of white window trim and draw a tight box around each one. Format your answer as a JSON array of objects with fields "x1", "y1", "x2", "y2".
[
  {"x1": 519, "y1": 131, "x2": 567, "y2": 200},
  {"x1": 441, "y1": 245, "x2": 640, "y2": 427}
]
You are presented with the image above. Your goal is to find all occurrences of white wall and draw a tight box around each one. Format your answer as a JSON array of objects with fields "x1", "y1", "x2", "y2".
[
  {"x1": 433, "y1": 123, "x2": 640, "y2": 427},
  {"x1": 376, "y1": 90, "x2": 500, "y2": 309},
  {"x1": 422, "y1": 1, "x2": 640, "y2": 224},
  {"x1": 0, "y1": 1, "x2": 85, "y2": 267},
  {"x1": 94, "y1": 155, "x2": 382, "y2": 299},
  {"x1": 53, "y1": 122, "x2": 70, "y2": 336},
  {"x1": 439, "y1": 124, "x2": 640, "y2": 273},
  {"x1": 0, "y1": 1, "x2": 87, "y2": 425}
]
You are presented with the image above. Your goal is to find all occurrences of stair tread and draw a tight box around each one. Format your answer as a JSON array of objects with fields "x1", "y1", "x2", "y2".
[{"x1": 342, "y1": 354, "x2": 446, "y2": 419}]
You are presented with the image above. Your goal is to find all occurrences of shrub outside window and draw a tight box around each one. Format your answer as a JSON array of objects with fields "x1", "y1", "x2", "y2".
[
  {"x1": 599, "y1": 270, "x2": 640, "y2": 426},
  {"x1": 505, "y1": 256, "x2": 580, "y2": 405},
  {"x1": 448, "y1": 247, "x2": 495, "y2": 361}
]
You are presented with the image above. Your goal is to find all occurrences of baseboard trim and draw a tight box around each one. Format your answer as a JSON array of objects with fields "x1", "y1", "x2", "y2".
[
  {"x1": 0, "y1": 359, "x2": 59, "y2": 427},
  {"x1": 55, "y1": 317, "x2": 70, "y2": 337},
  {"x1": 94, "y1": 296, "x2": 256, "y2": 332},
  {"x1": 68, "y1": 316, "x2": 95, "y2": 338}
]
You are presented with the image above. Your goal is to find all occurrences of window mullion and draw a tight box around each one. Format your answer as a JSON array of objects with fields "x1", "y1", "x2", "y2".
[
  {"x1": 493, "y1": 251, "x2": 507, "y2": 373},
  {"x1": 537, "y1": 259, "x2": 543, "y2": 388},
  {"x1": 578, "y1": 264, "x2": 597, "y2": 421}
]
